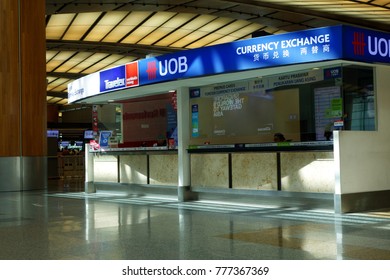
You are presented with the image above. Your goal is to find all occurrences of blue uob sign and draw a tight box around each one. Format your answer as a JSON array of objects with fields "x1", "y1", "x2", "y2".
[{"x1": 138, "y1": 26, "x2": 343, "y2": 85}]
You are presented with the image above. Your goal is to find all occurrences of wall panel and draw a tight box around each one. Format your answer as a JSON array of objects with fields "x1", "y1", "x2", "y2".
[{"x1": 0, "y1": 0, "x2": 20, "y2": 156}]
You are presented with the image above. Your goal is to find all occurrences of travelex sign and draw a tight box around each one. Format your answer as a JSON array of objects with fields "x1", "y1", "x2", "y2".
[
  {"x1": 100, "y1": 65, "x2": 126, "y2": 92},
  {"x1": 68, "y1": 61, "x2": 139, "y2": 102},
  {"x1": 68, "y1": 25, "x2": 390, "y2": 103}
]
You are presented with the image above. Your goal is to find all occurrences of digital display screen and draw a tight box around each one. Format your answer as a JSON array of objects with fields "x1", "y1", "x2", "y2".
[
  {"x1": 84, "y1": 130, "x2": 95, "y2": 139},
  {"x1": 47, "y1": 130, "x2": 59, "y2": 138}
]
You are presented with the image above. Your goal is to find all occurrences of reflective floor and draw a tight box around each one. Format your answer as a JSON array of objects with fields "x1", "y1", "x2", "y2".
[{"x1": 0, "y1": 178, "x2": 390, "y2": 260}]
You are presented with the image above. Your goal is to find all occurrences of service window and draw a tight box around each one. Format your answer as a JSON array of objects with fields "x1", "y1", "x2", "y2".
[{"x1": 189, "y1": 64, "x2": 375, "y2": 146}]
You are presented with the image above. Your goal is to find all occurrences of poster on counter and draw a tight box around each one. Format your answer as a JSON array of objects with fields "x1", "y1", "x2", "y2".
[
  {"x1": 314, "y1": 86, "x2": 342, "y2": 140},
  {"x1": 191, "y1": 104, "x2": 199, "y2": 137},
  {"x1": 89, "y1": 140, "x2": 100, "y2": 151},
  {"x1": 99, "y1": 131, "x2": 112, "y2": 148}
]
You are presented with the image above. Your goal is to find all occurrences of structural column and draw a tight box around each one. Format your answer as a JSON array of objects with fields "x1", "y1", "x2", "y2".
[
  {"x1": 84, "y1": 144, "x2": 95, "y2": 193},
  {"x1": 0, "y1": 0, "x2": 47, "y2": 191},
  {"x1": 176, "y1": 87, "x2": 197, "y2": 201}
]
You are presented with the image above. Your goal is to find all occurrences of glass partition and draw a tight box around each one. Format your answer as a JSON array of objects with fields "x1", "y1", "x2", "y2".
[
  {"x1": 96, "y1": 104, "x2": 123, "y2": 144},
  {"x1": 189, "y1": 64, "x2": 375, "y2": 146},
  {"x1": 98, "y1": 92, "x2": 178, "y2": 148},
  {"x1": 342, "y1": 65, "x2": 375, "y2": 131}
]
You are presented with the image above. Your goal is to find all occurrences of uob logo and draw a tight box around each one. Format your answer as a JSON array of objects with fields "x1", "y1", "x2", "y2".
[
  {"x1": 368, "y1": 36, "x2": 390, "y2": 57},
  {"x1": 352, "y1": 31, "x2": 390, "y2": 58},
  {"x1": 352, "y1": 32, "x2": 366, "y2": 56},
  {"x1": 146, "y1": 61, "x2": 157, "y2": 80},
  {"x1": 146, "y1": 56, "x2": 188, "y2": 80}
]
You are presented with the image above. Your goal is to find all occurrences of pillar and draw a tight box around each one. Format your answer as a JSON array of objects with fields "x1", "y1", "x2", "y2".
[
  {"x1": 176, "y1": 87, "x2": 197, "y2": 201},
  {"x1": 0, "y1": 0, "x2": 47, "y2": 191},
  {"x1": 84, "y1": 144, "x2": 95, "y2": 193}
]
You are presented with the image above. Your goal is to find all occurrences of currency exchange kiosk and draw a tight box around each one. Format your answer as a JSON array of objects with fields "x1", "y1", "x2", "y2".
[{"x1": 68, "y1": 25, "x2": 390, "y2": 213}]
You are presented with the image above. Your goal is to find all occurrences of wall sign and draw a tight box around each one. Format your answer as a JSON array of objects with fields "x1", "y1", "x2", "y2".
[{"x1": 68, "y1": 25, "x2": 390, "y2": 103}]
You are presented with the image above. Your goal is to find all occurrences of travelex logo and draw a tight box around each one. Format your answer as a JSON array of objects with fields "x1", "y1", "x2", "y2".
[
  {"x1": 99, "y1": 62, "x2": 140, "y2": 92},
  {"x1": 145, "y1": 56, "x2": 188, "y2": 80},
  {"x1": 352, "y1": 31, "x2": 390, "y2": 58},
  {"x1": 104, "y1": 77, "x2": 125, "y2": 89},
  {"x1": 100, "y1": 65, "x2": 126, "y2": 92}
]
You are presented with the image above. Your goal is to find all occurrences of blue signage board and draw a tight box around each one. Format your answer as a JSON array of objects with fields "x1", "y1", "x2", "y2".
[
  {"x1": 342, "y1": 25, "x2": 390, "y2": 64},
  {"x1": 138, "y1": 26, "x2": 343, "y2": 86},
  {"x1": 68, "y1": 25, "x2": 390, "y2": 103},
  {"x1": 99, "y1": 65, "x2": 126, "y2": 93}
]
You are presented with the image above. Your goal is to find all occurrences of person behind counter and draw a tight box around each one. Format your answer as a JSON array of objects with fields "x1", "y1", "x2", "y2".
[{"x1": 273, "y1": 133, "x2": 286, "y2": 142}]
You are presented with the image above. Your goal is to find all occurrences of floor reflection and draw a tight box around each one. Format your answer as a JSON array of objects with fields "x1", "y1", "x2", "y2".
[
  {"x1": 48, "y1": 177, "x2": 85, "y2": 193},
  {"x1": 0, "y1": 179, "x2": 389, "y2": 260}
]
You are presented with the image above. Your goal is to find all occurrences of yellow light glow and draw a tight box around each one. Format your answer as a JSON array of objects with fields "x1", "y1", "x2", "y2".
[
  {"x1": 137, "y1": 13, "x2": 197, "y2": 45},
  {"x1": 63, "y1": 12, "x2": 102, "y2": 41},
  {"x1": 102, "y1": 11, "x2": 153, "y2": 42},
  {"x1": 46, "y1": 14, "x2": 75, "y2": 40},
  {"x1": 72, "y1": 53, "x2": 110, "y2": 74},
  {"x1": 46, "y1": 51, "x2": 76, "y2": 71},
  {"x1": 84, "y1": 11, "x2": 129, "y2": 41}
]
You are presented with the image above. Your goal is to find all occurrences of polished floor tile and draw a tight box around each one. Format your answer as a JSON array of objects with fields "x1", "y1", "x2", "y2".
[{"x1": 0, "y1": 178, "x2": 389, "y2": 260}]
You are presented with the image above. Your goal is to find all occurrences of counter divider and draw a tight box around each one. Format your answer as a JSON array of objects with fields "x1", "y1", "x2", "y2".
[
  {"x1": 90, "y1": 148, "x2": 178, "y2": 155},
  {"x1": 187, "y1": 143, "x2": 333, "y2": 153}
]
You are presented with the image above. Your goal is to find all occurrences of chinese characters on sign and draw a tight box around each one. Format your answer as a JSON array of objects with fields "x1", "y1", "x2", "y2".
[{"x1": 235, "y1": 34, "x2": 333, "y2": 63}]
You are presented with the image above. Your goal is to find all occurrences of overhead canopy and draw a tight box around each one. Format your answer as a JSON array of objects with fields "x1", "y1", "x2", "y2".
[{"x1": 67, "y1": 25, "x2": 390, "y2": 104}]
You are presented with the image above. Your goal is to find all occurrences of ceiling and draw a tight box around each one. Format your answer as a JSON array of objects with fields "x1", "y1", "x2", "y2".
[{"x1": 45, "y1": 0, "x2": 390, "y2": 106}]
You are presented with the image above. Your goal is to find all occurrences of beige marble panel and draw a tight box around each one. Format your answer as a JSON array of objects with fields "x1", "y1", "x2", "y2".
[
  {"x1": 93, "y1": 155, "x2": 118, "y2": 182},
  {"x1": 191, "y1": 154, "x2": 229, "y2": 188},
  {"x1": 232, "y1": 153, "x2": 277, "y2": 190},
  {"x1": 149, "y1": 154, "x2": 178, "y2": 186},
  {"x1": 281, "y1": 152, "x2": 334, "y2": 193},
  {"x1": 119, "y1": 155, "x2": 148, "y2": 184}
]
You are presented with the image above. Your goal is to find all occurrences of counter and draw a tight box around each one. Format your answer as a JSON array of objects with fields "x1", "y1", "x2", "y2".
[
  {"x1": 188, "y1": 141, "x2": 334, "y2": 193},
  {"x1": 88, "y1": 142, "x2": 334, "y2": 194},
  {"x1": 90, "y1": 147, "x2": 178, "y2": 186}
]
